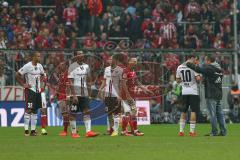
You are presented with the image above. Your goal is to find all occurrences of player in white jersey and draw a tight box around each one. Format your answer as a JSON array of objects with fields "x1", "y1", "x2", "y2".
[
  {"x1": 98, "y1": 55, "x2": 124, "y2": 136},
  {"x1": 68, "y1": 51, "x2": 99, "y2": 138},
  {"x1": 176, "y1": 55, "x2": 201, "y2": 137},
  {"x1": 16, "y1": 52, "x2": 45, "y2": 136}
]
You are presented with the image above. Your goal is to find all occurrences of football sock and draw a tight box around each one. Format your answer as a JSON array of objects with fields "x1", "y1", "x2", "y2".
[
  {"x1": 70, "y1": 120, "x2": 77, "y2": 134},
  {"x1": 179, "y1": 119, "x2": 186, "y2": 133},
  {"x1": 107, "y1": 116, "x2": 110, "y2": 131},
  {"x1": 31, "y1": 114, "x2": 37, "y2": 131},
  {"x1": 113, "y1": 114, "x2": 120, "y2": 132},
  {"x1": 63, "y1": 115, "x2": 69, "y2": 132},
  {"x1": 83, "y1": 115, "x2": 91, "y2": 133},
  {"x1": 122, "y1": 115, "x2": 129, "y2": 132},
  {"x1": 41, "y1": 115, "x2": 47, "y2": 129},
  {"x1": 130, "y1": 115, "x2": 138, "y2": 132},
  {"x1": 190, "y1": 121, "x2": 196, "y2": 133},
  {"x1": 24, "y1": 113, "x2": 30, "y2": 131}
]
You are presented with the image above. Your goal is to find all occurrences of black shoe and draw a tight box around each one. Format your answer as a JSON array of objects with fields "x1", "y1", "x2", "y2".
[
  {"x1": 24, "y1": 130, "x2": 30, "y2": 136},
  {"x1": 217, "y1": 133, "x2": 226, "y2": 136},
  {"x1": 204, "y1": 133, "x2": 217, "y2": 137},
  {"x1": 30, "y1": 130, "x2": 38, "y2": 136}
]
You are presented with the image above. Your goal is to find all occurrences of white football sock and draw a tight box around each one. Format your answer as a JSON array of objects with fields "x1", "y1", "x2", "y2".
[
  {"x1": 179, "y1": 119, "x2": 186, "y2": 133},
  {"x1": 83, "y1": 115, "x2": 91, "y2": 133},
  {"x1": 190, "y1": 121, "x2": 196, "y2": 133},
  {"x1": 113, "y1": 114, "x2": 120, "y2": 132},
  {"x1": 30, "y1": 114, "x2": 37, "y2": 131},
  {"x1": 24, "y1": 113, "x2": 30, "y2": 131},
  {"x1": 70, "y1": 120, "x2": 77, "y2": 134},
  {"x1": 107, "y1": 116, "x2": 110, "y2": 130}
]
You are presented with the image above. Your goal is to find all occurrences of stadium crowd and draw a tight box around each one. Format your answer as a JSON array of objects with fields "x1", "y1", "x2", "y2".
[{"x1": 0, "y1": 0, "x2": 238, "y2": 49}]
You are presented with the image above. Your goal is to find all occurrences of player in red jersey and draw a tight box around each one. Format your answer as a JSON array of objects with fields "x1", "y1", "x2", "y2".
[
  {"x1": 121, "y1": 57, "x2": 153, "y2": 136},
  {"x1": 40, "y1": 73, "x2": 48, "y2": 135},
  {"x1": 56, "y1": 62, "x2": 71, "y2": 136}
]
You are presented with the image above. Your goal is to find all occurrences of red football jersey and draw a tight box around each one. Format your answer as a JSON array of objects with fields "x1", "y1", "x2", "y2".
[
  {"x1": 57, "y1": 71, "x2": 70, "y2": 101},
  {"x1": 121, "y1": 66, "x2": 138, "y2": 100}
]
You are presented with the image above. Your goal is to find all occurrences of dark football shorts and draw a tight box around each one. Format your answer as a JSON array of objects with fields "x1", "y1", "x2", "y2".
[
  {"x1": 70, "y1": 96, "x2": 89, "y2": 113},
  {"x1": 104, "y1": 97, "x2": 121, "y2": 114},
  {"x1": 181, "y1": 95, "x2": 200, "y2": 113},
  {"x1": 25, "y1": 88, "x2": 42, "y2": 114}
]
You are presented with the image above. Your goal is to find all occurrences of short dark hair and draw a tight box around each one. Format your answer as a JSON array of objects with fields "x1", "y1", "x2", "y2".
[
  {"x1": 74, "y1": 50, "x2": 83, "y2": 56},
  {"x1": 186, "y1": 54, "x2": 197, "y2": 60},
  {"x1": 112, "y1": 53, "x2": 128, "y2": 63},
  {"x1": 205, "y1": 54, "x2": 216, "y2": 63},
  {"x1": 29, "y1": 51, "x2": 39, "y2": 59}
]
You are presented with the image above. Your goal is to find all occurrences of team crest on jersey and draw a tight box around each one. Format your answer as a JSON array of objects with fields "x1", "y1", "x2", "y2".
[
  {"x1": 80, "y1": 66, "x2": 84, "y2": 70},
  {"x1": 215, "y1": 77, "x2": 222, "y2": 83}
]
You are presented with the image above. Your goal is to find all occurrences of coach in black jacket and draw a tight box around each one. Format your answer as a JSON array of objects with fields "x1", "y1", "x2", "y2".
[{"x1": 186, "y1": 55, "x2": 227, "y2": 136}]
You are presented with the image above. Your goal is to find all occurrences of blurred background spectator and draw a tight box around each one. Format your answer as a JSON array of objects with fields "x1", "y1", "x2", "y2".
[
  {"x1": 150, "y1": 98, "x2": 161, "y2": 124},
  {"x1": 0, "y1": 59, "x2": 6, "y2": 86},
  {"x1": 0, "y1": 0, "x2": 237, "y2": 49}
]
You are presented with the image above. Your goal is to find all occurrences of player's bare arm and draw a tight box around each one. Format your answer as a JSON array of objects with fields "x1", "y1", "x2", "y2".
[
  {"x1": 136, "y1": 79, "x2": 154, "y2": 95},
  {"x1": 69, "y1": 78, "x2": 78, "y2": 103},
  {"x1": 87, "y1": 71, "x2": 92, "y2": 98},
  {"x1": 176, "y1": 78, "x2": 182, "y2": 84},
  {"x1": 15, "y1": 72, "x2": 31, "y2": 88},
  {"x1": 98, "y1": 79, "x2": 106, "y2": 100},
  {"x1": 195, "y1": 75, "x2": 201, "y2": 83}
]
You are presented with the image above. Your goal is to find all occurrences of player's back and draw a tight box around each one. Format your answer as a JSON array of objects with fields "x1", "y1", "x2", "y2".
[{"x1": 176, "y1": 63, "x2": 199, "y2": 95}]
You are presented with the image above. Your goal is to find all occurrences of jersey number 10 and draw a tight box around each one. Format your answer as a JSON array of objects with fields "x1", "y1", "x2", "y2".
[{"x1": 180, "y1": 70, "x2": 192, "y2": 82}]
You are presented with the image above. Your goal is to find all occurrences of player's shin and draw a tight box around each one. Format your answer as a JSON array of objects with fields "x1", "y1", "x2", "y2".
[
  {"x1": 24, "y1": 113, "x2": 30, "y2": 131},
  {"x1": 190, "y1": 112, "x2": 196, "y2": 134},
  {"x1": 122, "y1": 114, "x2": 130, "y2": 132},
  {"x1": 113, "y1": 114, "x2": 120, "y2": 132},
  {"x1": 63, "y1": 114, "x2": 69, "y2": 132},
  {"x1": 190, "y1": 121, "x2": 196, "y2": 133},
  {"x1": 107, "y1": 114, "x2": 114, "y2": 132},
  {"x1": 41, "y1": 115, "x2": 47, "y2": 129},
  {"x1": 30, "y1": 114, "x2": 37, "y2": 131},
  {"x1": 69, "y1": 114, "x2": 77, "y2": 134},
  {"x1": 179, "y1": 120, "x2": 186, "y2": 133},
  {"x1": 179, "y1": 113, "x2": 186, "y2": 133},
  {"x1": 130, "y1": 115, "x2": 138, "y2": 133},
  {"x1": 83, "y1": 114, "x2": 91, "y2": 133},
  {"x1": 69, "y1": 120, "x2": 77, "y2": 134}
]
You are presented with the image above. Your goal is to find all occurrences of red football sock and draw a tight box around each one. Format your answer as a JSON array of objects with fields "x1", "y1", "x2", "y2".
[
  {"x1": 110, "y1": 127, "x2": 114, "y2": 134},
  {"x1": 63, "y1": 115, "x2": 69, "y2": 132},
  {"x1": 41, "y1": 115, "x2": 47, "y2": 129},
  {"x1": 122, "y1": 115, "x2": 130, "y2": 132},
  {"x1": 130, "y1": 115, "x2": 138, "y2": 132}
]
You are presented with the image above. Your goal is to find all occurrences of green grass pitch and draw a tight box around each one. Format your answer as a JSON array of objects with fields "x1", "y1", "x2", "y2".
[{"x1": 0, "y1": 124, "x2": 240, "y2": 160}]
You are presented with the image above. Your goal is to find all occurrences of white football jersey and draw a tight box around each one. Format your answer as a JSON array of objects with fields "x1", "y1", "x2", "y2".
[
  {"x1": 176, "y1": 63, "x2": 200, "y2": 95},
  {"x1": 18, "y1": 62, "x2": 45, "y2": 93},
  {"x1": 68, "y1": 62, "x2": 90, "y2": 97},
  {"x1": 104, "y1": 66, "x2": 123, "y2": 98}
]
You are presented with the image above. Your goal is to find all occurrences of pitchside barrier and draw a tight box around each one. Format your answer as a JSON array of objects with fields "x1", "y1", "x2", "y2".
[
  {"x1": 0, "y1": 49, "x2": 238, "y2": 126},
  {"x1": 0, "y1": 87, "x2": 150, "y2": 127}
]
